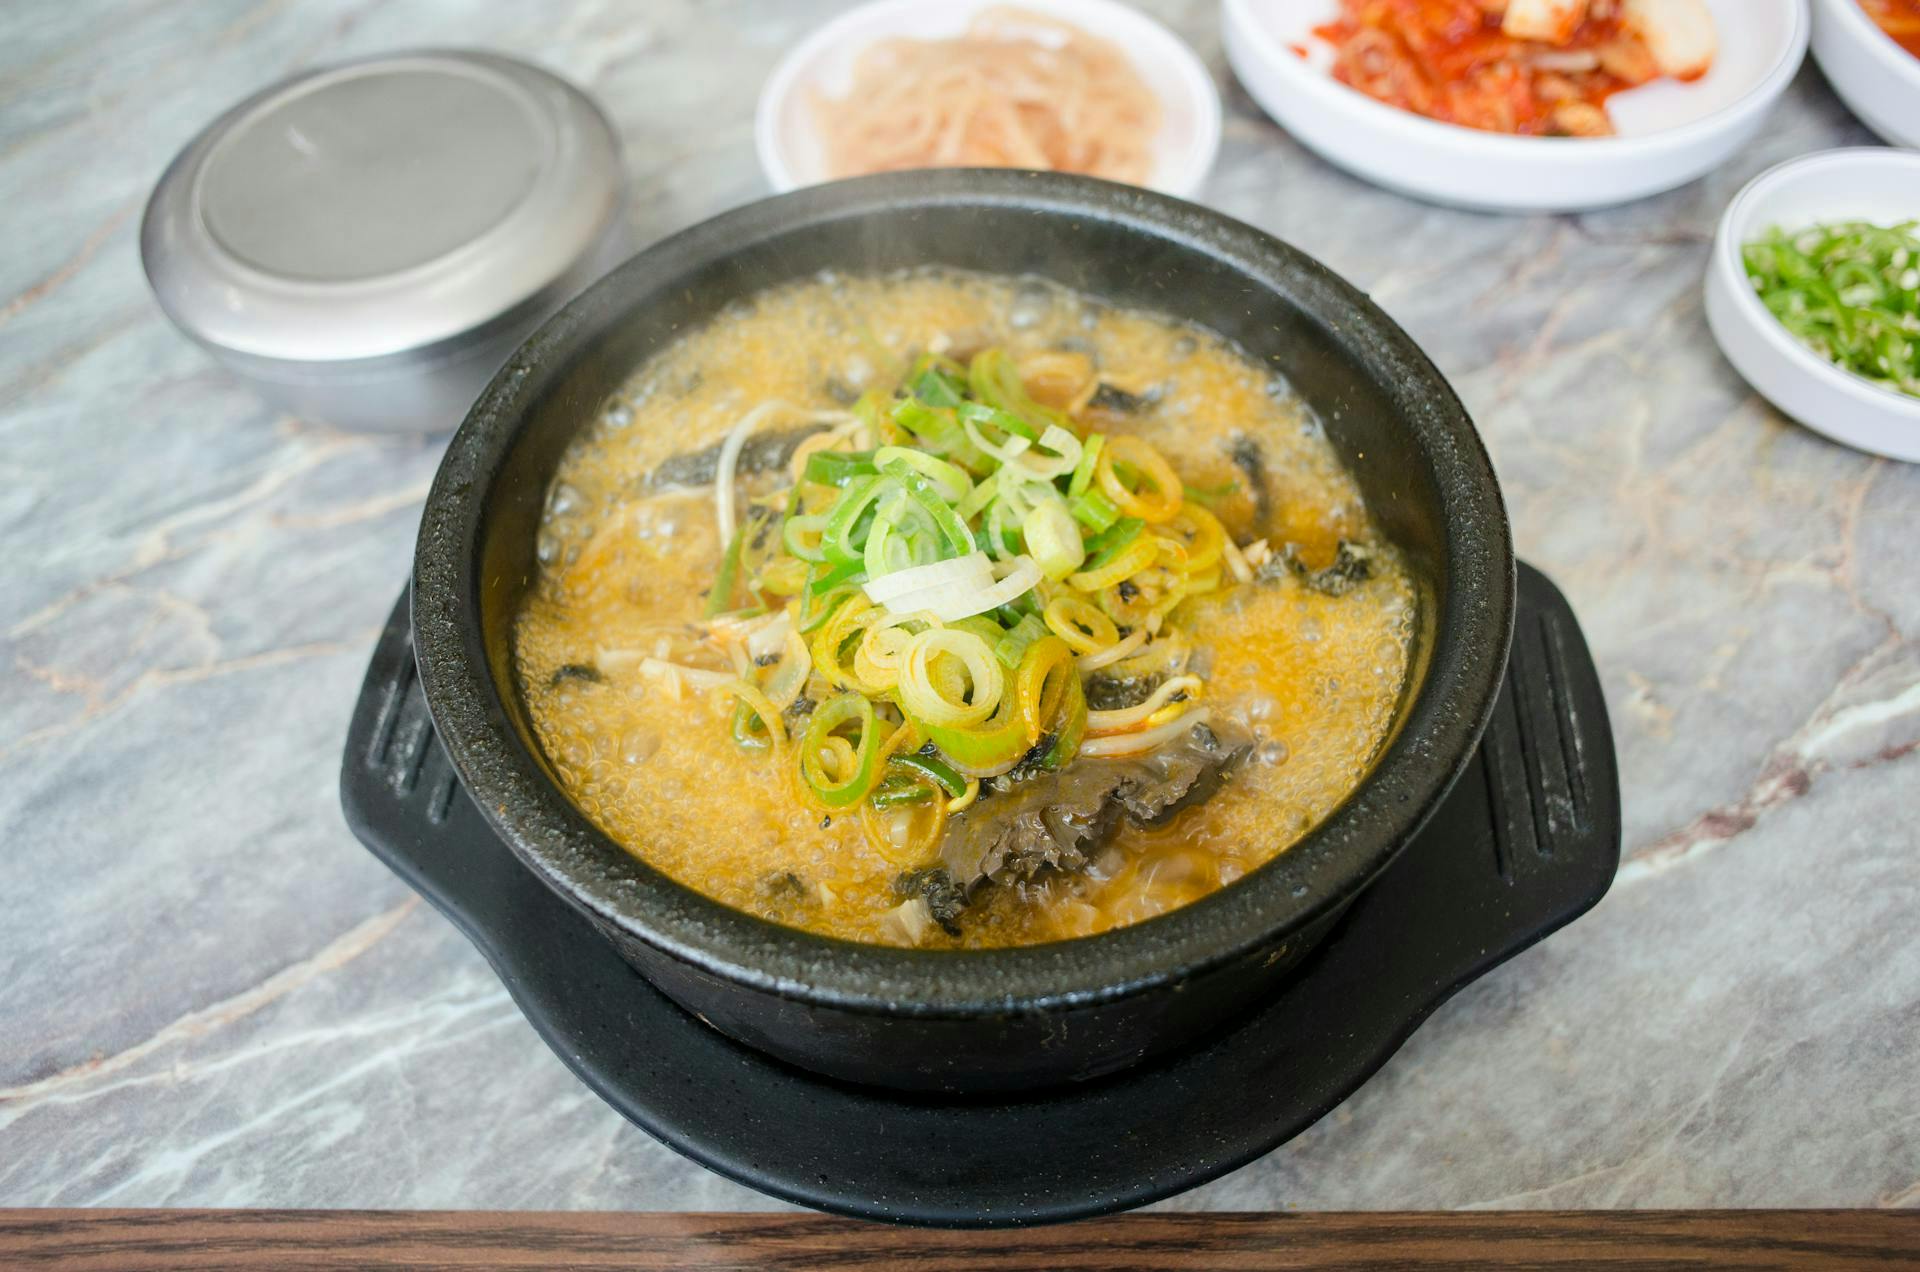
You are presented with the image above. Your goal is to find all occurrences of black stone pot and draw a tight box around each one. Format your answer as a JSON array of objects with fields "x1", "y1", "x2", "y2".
[{"x1": 411, "y1": 170, "x2": 1515, "y2": 1095}]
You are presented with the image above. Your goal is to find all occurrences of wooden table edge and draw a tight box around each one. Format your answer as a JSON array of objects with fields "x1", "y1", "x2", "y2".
[{"x1": 1, "y1": 1208, "x2": 1916, "y2": 1268}]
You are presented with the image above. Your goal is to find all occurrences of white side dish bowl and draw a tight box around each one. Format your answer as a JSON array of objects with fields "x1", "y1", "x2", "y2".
[
  {"x1": 1704, "y1": 148, "x2": 1920, "y2": 462},
  {"x1": 1221, "y1": 0, "x2": 1810, "y2": 212},
  {"x1": 755, "y1": 0, "x2": 1222, "y2": 198},
  {"x1": 1811, "y1": 0, "x2": 1920, "y2": 148}
]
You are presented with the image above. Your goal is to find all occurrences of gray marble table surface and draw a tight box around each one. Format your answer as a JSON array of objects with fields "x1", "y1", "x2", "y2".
[{"x1": 3, "y1": 0, "x2": 1916, "y2": 1213}]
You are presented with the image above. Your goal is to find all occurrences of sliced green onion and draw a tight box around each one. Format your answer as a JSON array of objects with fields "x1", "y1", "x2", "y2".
[
  {"x1": 956, "y1": 469, "x2": 1000, "y2": 521},
  {"x1": 1070, "y1": 487, "x2": 1121, "y2": 533},
  {"x1": 705, "y1": 513, "x2": 754, "y2": 619},
  {"x1": 877, "y1": 458, "x2": 975, "y2": 559},
  {"x1": 921, "y1": 697, "x2": 1030, "y2": 774},
  {"x1": 1005, "y1": 423, "x2": 1083, "y2": 481},
  {"x1": 1023, "y1": 498, "x2": 1086, "y2": 581},
  {"x1": 908, "y1": 358, "x2": 966, "y2": 408},
  {"x1": 732, "y1": 695, "x2": 775, "y2": 749},
  {"x1": 1068, "y1": 432, "x2": 1106, "y2": 498},
  {"x1": 992, "y1": 612, "x2": 1049, "y2": 669},
  {"x1": 851, "y1": 387, "x2": 888, "y2": 439},
  {"x1": 962, "y1": 412, "x2": 1034, "y2": 466},
  {"x1": 798, "y1": 564, "x2": 863, "y2": 633},
  {"x1": 800, "y1": 692, "x2": 881, "y2": 807},
  {"x1": 820, "y1": 474, "x2": 891, "y2": 567},
  {"x1": 803, "y1": 449, "x2": 877, "y2": 488},
  {"x1": 985, "y1": 496, "x2": 1024, "y2": 561},
  {"x1": 992, "y1": 595, "x2": 1040, "y2": 628},
  {"x1": 956, "y1": 555, "x2": 1044, "y2": 619},
  {"x1": 877, "y1": 554, "x2": 1042, "y2": 623},
  {"x1": 1082, "y1": 516, "x2": 1145, "y2": 570},
  {"x1": 983, "y1": 468, "x2": 1053, "y2": 561},
  {"x1": 967, "y1": 348, "x2": 1070, "y2": 437},
  {"x1": 874, "y1": 446, "x2": 973, "y2": 503},
  {"x1": 865, "y1": 551, "x2": 994, "y2": 608},
  {"x1": 1183, "y1": 479, "x2": 1240, "y2": 503},
  {"x1": 862, "y1": 517, "x2": 907, "y2": 580},
  {"x1": 1042, "y1": 671, "x2": 1088, "y2": 770},
  {"x1": 891, "y1": 399, "x2": 966, "y2": 453},
  {"x1": 957, "y1": 399, "x2": 1040, "y2": 442},
  {"x1": 782, "y1": 512, "x2": 829, "y2": 563},
  {"x1": 898, "y1": 628, "x2": 1004, "y2": 728},
  {"x1": 947, "y1": 613, "x2": 1008, "y2": 647}
]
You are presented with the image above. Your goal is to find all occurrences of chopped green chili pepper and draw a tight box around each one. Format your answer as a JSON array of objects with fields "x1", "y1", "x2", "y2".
[
  {"x1": 1744, "y1": 220, "x2": 1920, "y2": 398},
  {"x1": 886, "y1": 751, "x2": 968, "y2": 799},
  {"x1": 869, "y1": 776, "x2": 936, "y2": 808}
]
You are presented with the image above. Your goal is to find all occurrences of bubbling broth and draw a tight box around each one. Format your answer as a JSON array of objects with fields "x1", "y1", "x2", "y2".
[{"x1": 515, "y1": 270, "x2": 1415, "y2": 949}]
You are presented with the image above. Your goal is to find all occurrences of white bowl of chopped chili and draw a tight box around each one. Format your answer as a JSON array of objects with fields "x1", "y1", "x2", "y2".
[
  {"x1": 1221, "y1": 0, "x2": 1810, "y2": 212},
  {"x1": 1705, "y1": 148, "x2": 1920, "y2": 461}
]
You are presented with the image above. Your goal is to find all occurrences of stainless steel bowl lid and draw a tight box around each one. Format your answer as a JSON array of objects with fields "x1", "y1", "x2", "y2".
[{"x1": 142, "y1": 50, "x2": 624, "y2": 364}]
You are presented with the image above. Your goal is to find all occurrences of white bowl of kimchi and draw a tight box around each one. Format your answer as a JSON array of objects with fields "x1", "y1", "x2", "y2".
[
  {"x1": 1811, "y1": 0, "x2": 1920, "y2": 149},
  {"x1": 1222, "y1": 0, "x2": 1810, "y2": 212},
  {"x1": 756, "y1": 0, "x2": 1222, "y2": 198}
]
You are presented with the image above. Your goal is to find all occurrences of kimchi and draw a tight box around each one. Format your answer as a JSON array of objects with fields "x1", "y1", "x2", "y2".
[{"x1": 1314, "y1": 0, "x2": 1717, "y2": 137}]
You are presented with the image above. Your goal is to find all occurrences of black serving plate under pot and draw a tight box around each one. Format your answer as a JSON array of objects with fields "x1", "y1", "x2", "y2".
[{"x1": 342, "y1": 562, "x2": 1618, "y2": 1224}]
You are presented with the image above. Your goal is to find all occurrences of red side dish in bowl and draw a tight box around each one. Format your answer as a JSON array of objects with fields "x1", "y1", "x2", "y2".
[
  {"x1": 1313, "y1": 0, "x2": 1716, "y2": 135},
  {"x1": 1860, "y1": 0, "x2": 1920, "y2": 55}
]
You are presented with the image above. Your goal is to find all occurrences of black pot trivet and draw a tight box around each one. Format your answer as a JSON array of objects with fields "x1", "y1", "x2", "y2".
[{"x1": 341, "y1": 562, "x2": 1618, "y2": 1226}]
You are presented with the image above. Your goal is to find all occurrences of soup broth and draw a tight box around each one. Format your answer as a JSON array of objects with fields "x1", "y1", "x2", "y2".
[{"x1": 515, "y1": 270, "x2": 1415, "y2": 948}]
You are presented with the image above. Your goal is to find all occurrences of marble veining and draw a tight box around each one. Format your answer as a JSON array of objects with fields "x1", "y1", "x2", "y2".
[{"x1": 1, "y1": 0, "x2": 1915, "y2": 1212}]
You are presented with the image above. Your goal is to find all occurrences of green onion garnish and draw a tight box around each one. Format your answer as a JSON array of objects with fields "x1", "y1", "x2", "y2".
[
  {"x1": 992, "y1": 612, "x2": 1050, "y2": 669},
  {"x1": 704, "y1": 512, "x2": 757, "y2": 618},
  {"x1": 1081, "y1": 516, "x2": 1144, "y2": 570},
  {"x1": 1069, "y1": 486, "x2": 1121, "y2": 533},
  {"x1": 803, "y1": 449, "x2": 878, "y2": 488}
]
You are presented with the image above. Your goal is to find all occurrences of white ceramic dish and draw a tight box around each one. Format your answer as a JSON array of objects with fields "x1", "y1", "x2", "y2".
[
  {"x1": 1811, "y1": 0, "x2": 1920, "y2": 148},
  {"x1": 1704, "y1": 148, "x2": 1920, "y2": 462},
  {"x1": 755, "y1": 0, "x2": 1221, "y2": 198},
  {"x1": 1221, "y1": 0, "x2": 1810, "y2": 212}
]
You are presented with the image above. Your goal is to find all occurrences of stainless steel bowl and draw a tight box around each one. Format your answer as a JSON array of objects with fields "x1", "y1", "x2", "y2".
[{"x1": 141, "y1": 49, "x2": 631, "y2": 433}]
